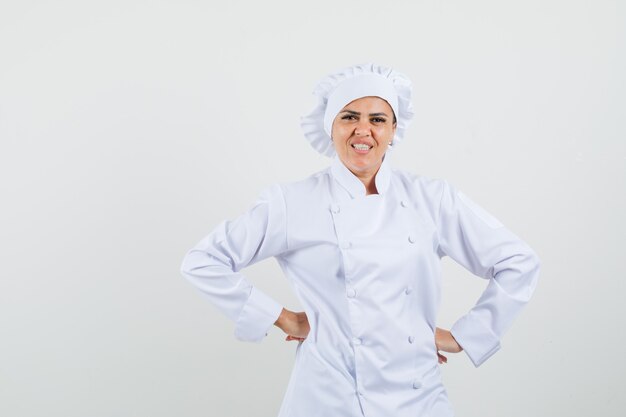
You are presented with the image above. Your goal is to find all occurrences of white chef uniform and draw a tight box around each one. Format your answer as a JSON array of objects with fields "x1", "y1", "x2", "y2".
[{"x1": 180, "y1": 147, "x2": 541, "y2": 417}]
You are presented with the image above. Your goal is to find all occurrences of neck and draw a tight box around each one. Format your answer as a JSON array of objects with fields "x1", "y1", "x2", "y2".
[{"x1": 353, "y1": 169, "x2": 379, "y2": 195}]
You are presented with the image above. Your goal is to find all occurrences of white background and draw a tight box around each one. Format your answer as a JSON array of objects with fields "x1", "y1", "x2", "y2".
[{"x1": 1, "y1": 1, "x2": 624, "y2": 416}]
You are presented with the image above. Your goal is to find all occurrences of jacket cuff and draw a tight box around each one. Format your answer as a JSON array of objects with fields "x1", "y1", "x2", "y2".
[
  {"x1": 450, "y1": 313, "x2": 501, "y2": 367},
  {"x1": 234, "y1": 286, "x2": 283, "y2": 343}
]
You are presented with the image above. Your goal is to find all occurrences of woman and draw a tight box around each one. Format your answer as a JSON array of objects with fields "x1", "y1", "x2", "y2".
[{"x1": 180, "y1": 63, "x2": 541, "y2": 417}]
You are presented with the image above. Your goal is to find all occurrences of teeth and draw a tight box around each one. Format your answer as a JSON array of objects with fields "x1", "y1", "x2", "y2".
[{"x1": 353, "y1": 144, "x2": 371, "y2": 150}]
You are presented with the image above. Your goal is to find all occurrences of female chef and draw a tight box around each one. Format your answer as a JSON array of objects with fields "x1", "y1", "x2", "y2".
[{"x1": 180, "y1": 63, "x2": 541, "y2": 417}]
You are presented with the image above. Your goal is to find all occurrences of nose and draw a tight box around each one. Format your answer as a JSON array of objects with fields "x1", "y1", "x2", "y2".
[{"x1": 354, "y1": 121, "x2": 371, "y2": 137}]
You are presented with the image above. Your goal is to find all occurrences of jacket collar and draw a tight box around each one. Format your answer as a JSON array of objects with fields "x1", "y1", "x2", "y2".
[{"x1": 330, "y1": 151, "x2": 392, "y2": 198}]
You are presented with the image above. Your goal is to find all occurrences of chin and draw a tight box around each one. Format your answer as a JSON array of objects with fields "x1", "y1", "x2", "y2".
[{"x1": 347, "y1": 157, "x2": 378, "y2": 171}]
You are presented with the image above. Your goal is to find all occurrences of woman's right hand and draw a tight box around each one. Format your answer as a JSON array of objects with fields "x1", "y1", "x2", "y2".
[
  {"x1": 435, "y1": 327, "x2": 463, "y2": 364},
  {"x1": 274, "y1": 308, "x2": 310, "y2": 342}
]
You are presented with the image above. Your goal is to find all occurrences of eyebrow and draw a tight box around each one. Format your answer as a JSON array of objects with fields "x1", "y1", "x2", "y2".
[{"x1": 339, "y1": 110, "x2": 390, "y2": 117}]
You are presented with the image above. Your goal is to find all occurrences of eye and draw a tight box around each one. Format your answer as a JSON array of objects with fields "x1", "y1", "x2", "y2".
[
  {"x1": 341, "y1": 114, "x2": 357, "y2": 120},
  {"x1": 371, "y1": 117, "x2": 387, "y2": 123}
]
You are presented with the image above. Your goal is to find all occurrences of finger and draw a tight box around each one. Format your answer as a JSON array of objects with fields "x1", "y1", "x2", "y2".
[{"x1": 286, "y1": 335, "x2": 305, "y2": 342}]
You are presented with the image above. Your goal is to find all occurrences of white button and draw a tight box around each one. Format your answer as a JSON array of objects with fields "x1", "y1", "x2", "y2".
[
  {"x1": 412, "y1": 379, "x2": 422, "y2": 389},
  {"x1": 352, "y1": 337, "x2": 362, "y2": 346},
  {"x1": 405, "y1": 286, "x2": 413, "y2": 295},
  {"x1": 358, "y1": 390, "x2": 364, "y2": 396},
  {"x1": 408, "y1": 235, "x2": 416, "y2": 243},
  {"x1": 400, "y1": 200, "x2": 408, "y2": 207},
  {"x1": 331, "y1": 204, "x2": 340, "y2": 214},
  {"x1": 408, "y1": 335, "x2": 415, "y2": 344},
  {"x1": 346, "y1": 288, "x2": 356, "y2": 298},
  {"x1": 341, "y1": 241, "x2": 352, "y2": 250}
]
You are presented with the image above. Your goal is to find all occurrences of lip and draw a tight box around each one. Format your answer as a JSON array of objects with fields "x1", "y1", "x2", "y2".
[
  {"x1": 351, "y1": 143, "x2": 373, "y2": 154},
  {"x1": 351, "y1": 140, "x2": 374, "y2": 147}
]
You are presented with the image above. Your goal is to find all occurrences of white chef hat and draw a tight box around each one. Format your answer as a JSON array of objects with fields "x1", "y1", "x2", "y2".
[{"x1": 301, "y1": 62, "x2": 415, "y2": 157}]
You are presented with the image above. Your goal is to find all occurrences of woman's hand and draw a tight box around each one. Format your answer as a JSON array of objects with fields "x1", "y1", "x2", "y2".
[
  {"x1": 435, "y1": 327, "x2": 463, "y2": 364},
  {"x1": 274, "y1": 308, "x2": 310, "y2": 342}
]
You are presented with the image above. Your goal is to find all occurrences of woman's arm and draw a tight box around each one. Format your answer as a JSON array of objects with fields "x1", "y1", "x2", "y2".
[
  {"x1": 436, "y1": 180, "x2": 541, "y2": 367},
  {"x1": 180, "y1": 183, "x2": 289, "y2": 343}
]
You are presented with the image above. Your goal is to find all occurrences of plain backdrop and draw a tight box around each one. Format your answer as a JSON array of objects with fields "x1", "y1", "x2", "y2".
[{"x1": 1, "y1": 1, "x2": 624, "y2": 416}]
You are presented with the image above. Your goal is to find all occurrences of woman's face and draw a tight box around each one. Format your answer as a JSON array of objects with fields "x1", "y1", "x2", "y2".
[{"x1": 331, "y1": 96, "x2": 397, "y2": 177}]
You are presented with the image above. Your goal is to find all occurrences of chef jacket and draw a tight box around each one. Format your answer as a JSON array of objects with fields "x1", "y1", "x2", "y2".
[{"x1": 180, "y1": 151, "x2": 541, "y2": 417}]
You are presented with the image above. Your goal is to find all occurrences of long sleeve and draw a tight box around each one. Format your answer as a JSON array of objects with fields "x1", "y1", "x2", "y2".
[
  {"x1": 180, "y1": 183, "x2": 288, "y2": 343},
  {"x1": 436, "y1": 180, "x2": 541, "y2": 367}
]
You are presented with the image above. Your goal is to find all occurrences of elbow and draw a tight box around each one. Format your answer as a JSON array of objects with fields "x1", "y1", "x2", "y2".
[
  {"x1": 492, "y1": 246, "x2": 541, "y2": 303},
  {"x1": 180, "y1": 256, "x2": 189, "y2": 277},
  {"x1": 521, "y1": 248, "x2": 541, "y2": 300},
  {"x1": 511, "y1": 243, "x2": 541, "y2": 279},
  {"x1": 180, "y1": 250, "x2": 213, "y2": 290},
  {"x1": 180, "y1": 251, "x2": 193, "y2": 279},
  {"x1": 180, "y1": 249, "x2": 202, "y2": 280},
  {"x1": 179, "y1": 248, "x2": 235, "y2": 282},
  {"x1": 527, "y1": 248, "x2": 541, "y2": 278}
]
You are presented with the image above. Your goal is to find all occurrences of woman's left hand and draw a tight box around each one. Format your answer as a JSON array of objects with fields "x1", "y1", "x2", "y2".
[
  {"x1": 275, "y1": 308, "x2": 310, "y2": 342},
  {"x1": 435, "y1": 327, "x2": 463, "y2": 364}
]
